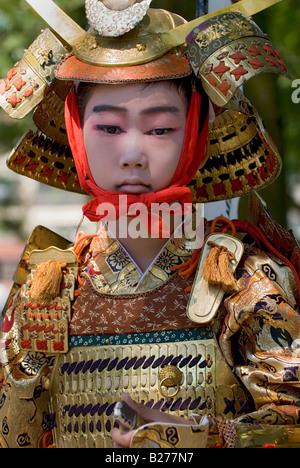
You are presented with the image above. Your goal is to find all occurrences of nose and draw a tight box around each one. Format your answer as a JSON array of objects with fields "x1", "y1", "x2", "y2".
[{"x1": 119, "y1": 131, "x2": 147, "y2": 169}]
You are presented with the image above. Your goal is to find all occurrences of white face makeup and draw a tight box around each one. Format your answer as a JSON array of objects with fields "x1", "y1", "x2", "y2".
[{"x1": 82, "y1": 82, "x2": 187, "y2": 195}]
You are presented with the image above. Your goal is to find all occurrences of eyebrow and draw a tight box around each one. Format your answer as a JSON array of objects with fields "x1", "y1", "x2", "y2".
[
  {"x1": 92, "y1": 105, "x2": 127, "y2": 113},
  {"x1": 140, "y1": 106, "x2": 181, "y2": 116},
  {"x1": 92, "y1": 105, "x2": 181, "y2": 115}
]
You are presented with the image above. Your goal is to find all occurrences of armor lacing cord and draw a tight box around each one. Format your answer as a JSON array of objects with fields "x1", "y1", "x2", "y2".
[
  {"x1": 72, "y1": 231, "x2": 98, "y2": 297},
  {"x1": 73, "y1": 231, "x2": 98, "y2": 259},
  {"x1": 41, "y1": 430, "x2": 54, "y2": 449}
]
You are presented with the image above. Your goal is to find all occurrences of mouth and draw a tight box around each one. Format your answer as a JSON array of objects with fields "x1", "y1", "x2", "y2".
[{"x1": 117, "y1": 180, "x2": 151, "y2": 194}]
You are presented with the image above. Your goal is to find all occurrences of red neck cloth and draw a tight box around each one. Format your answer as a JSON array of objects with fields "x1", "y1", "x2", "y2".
[{"x1": 65, "y1": 89, "x2": 208, "y2": 229}]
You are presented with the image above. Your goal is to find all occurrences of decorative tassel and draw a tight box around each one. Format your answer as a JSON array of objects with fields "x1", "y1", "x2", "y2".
[
  {"x1": 218, "y1": 249, "x2": 237, "y2": 291},
  {"x1": 202, "y1": 243, "x2": 222, "y2": 284},
  {"x1": 202, "y1": 241, "x2": 237, "y2": 292},
  {"x1": 30, "y1": 260, "x2": 66, "y2": 306}
]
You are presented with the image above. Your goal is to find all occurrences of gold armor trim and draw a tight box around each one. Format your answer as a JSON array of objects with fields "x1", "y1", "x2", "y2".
[
  {"x1": 24, "y1": 0, "x2": 283, "y2": 57},
  {"x1": 158, "y1": 365, "x2": 183, "y2": 398},
  {"x1": 19, "y1": 247, "x2": 78, "y2": 355},
  {"x1": 161, "y1": 0, "x2": 283, "y2": 46},
  {"x1": 3, "y1": 225, "x2": 71, "y2": 315},
  {"x1": 25, "y1": 0, "x2": 87, "y2": 47},
  {"x1": 0, "y1": 29, "x2": 69, "y2": 119},
  {"x1": 72, "y1": 9, "x2": 186, "y2": 67},
  {"x1": 23, "y1": 0, "x2": 283, "y2": 69},
  {"x1": 185, "y1": 12, "x2": 290, "y2": 107},
  {"x1": 6, "y1": 128, "x2": 83, "y2": 195},
  {"x1": 33, "y1": 79, "x2": 71, "y2": 147},
  {"x1": 190, "y1": 93, "x2": 282, "y2": 203},
  {"x1": 187, "y1": 233, "x2": 244, "y2": 325},
  {"x1": 49, "y1": 338, "x2": 249, "y2": 448}
]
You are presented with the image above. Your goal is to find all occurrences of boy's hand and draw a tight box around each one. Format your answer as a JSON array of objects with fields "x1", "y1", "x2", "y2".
[{"x1": 111, "y1": 393, "x2": 195, "y2": 448}]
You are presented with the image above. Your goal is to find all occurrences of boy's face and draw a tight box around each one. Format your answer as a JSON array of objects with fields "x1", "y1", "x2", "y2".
[{"x1": 82, "y1": 82, "x2": 187, "y2": 195}]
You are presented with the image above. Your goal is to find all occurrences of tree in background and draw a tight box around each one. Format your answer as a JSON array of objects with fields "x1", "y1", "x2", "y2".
[
  {"x1": 244, "y1": 1, "x2": 300, "y2": 228},
  {"x1": 0, "y1": 0, "x2": 84, "y2": 153}
]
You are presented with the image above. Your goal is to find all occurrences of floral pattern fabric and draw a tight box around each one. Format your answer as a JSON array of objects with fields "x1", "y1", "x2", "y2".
[
  {"x1": 69, "y1": 273, "x2": 195, "y2": 336},
  {"x1": 83, "y1": 223, "x2": 194, "y2": 294},
  {"x1": 217, "y1": 244, "x2": 300, "y2": 424}
]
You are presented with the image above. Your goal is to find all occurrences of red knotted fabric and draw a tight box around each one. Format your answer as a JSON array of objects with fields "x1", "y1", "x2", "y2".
[{"x1": 64, "y1": 88, "x2": 209, "y2": 235}]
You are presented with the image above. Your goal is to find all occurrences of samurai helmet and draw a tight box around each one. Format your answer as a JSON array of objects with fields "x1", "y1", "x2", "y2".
[{"x1": 0, "y1": 0, "x2": 290, "y2": 203}]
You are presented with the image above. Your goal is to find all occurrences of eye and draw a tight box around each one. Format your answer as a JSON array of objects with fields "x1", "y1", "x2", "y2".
[
  {"x1": 96, "y1": 125, "x2": 123, "y2": 135},
  {"x1": 147, "y1": 128, "x2": 174, "y2": 136}
]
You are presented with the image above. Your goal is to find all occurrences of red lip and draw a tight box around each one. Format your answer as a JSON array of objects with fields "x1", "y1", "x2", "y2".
[
  {"x1": 119, "y1": 178, "x2": 149, "y2": 186},
  {"x1": 117, "y1": 179, "x2": 151, "y2": 194},
  {"x1": 118, "y1": 185, "x2": 150, "y2": 194}
]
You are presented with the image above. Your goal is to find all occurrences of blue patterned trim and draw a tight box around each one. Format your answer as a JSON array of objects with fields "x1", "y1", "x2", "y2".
[{"x1": 69, "y1": 328, "x2": 213, "y2": 348}]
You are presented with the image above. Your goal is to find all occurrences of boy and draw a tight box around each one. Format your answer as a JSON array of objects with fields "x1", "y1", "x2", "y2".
[{"x1": 0, "y1": 0, "x2": 299, "y2": 449}]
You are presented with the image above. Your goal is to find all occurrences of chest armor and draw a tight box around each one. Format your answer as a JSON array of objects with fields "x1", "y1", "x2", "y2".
[{"x1": 49, "y1": 272, "x2": 251, "y2": 448}]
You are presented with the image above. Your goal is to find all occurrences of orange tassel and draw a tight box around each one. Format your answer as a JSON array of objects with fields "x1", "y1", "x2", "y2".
[
  {"x1": 30, "y1": 260, "x2": 66, "y2": 306},
  {"x1": 202, "y1": 241, "x2": 237, "y2": 292},
  {"x1": 218, "y1": 249, "x2": 237, "y2": 291},
  {"x1": 202, "y1": 243, "x2": 222, "y2": 285}
]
